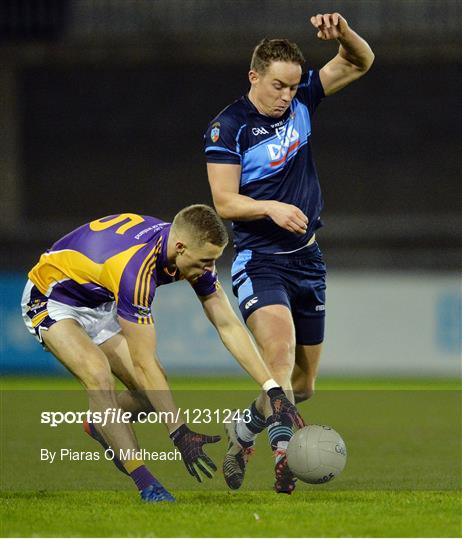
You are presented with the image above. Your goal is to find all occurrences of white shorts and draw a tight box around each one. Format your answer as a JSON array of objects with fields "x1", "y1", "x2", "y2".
[{"x1": 21, "y1": 279, "x2": 121, "y2": 347}]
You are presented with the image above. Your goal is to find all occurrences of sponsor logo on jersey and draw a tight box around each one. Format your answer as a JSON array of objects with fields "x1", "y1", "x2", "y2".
[
  {"x1": 134, "y1": 304, "x2": 152, "y2": 317},
  {"x1": 210, "y1": 122, "x2": 220, "y2": 143},
  {"x1": 134, "y1": 222, "x2": 168, "y2": 240},
  {"x1": 252, "y1": 126, "x2": 269, "y2": 136},
  {"x1": 315, "y1": 304, "x2": 325, "y2": 311},
  {"x1": 244, "y1": 296, "x2": 259, "y2": 309},
  {"x1": 266, "y1": 125, "x2": 300, "y2": 167},
  {"x1": 29, "y1": 299, "x2": 47, "y2": 310},
  {"x1": 270, "y1": 112, "x2": 295, "y2": 129},
  {"x1": 270, "y1": 118, "x2": 288, "y2": 129}
]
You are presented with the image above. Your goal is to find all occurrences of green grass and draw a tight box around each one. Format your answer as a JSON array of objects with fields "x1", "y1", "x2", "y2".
[
  {"x1": 2, "y1": 490, "x2": 461, "y2": 537},
  {"x1": 2, "y1": 375, "x2": 461, "y2": 390},
  {"x1": 1, "y1": 377, "x2": 461, "y2": 537}
]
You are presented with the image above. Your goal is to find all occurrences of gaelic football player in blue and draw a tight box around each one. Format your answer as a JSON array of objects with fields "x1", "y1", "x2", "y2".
[
  {"x1": 205, "y1": 13, "x2": 374, "y2": 493},
  {"x1": 21, "y1": 205, "x2": 302, "y2": 502}
]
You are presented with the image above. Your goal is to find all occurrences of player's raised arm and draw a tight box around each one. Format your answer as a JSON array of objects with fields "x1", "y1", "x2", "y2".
[
  {"x1": 198, "y1": 286, "x2": 304, "y2": 429},
  {"x1": 207, "y1": 163, "x2": 308, "y2": 234},
  {"x1": 311, "y1": 13, "x2": 374, "y2": 95}
]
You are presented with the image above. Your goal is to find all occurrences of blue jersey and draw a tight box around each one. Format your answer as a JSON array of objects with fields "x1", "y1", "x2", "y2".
[{"x1": 204, "y1": 69, "x2": 325, "y2": 254}]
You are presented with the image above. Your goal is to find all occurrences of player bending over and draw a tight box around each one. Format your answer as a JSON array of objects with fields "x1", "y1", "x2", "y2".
[
  {"x1": 21, "y1": 205, "x2": 303, "y2": 502},
  {"x1": 204, "y1": 13, "x2": 374, "y2": 493}
]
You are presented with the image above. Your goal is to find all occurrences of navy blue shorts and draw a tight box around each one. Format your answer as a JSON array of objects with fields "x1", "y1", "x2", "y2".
[{"x1": 231, "y1": 243, "x2": 326, "y2": 345}]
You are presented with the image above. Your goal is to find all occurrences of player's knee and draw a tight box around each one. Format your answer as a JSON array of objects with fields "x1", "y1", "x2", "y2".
[
  {"x1": 82, "y1": 367, "x2": 115, "y2": 391},
  {"x1": 294, "y1": 387, "x2": 315, "y2": 404},
  {"x1": 262, "y1": 341, "x2": 295, "y2": 372},
  {"x1": 267, "y1": 357, "x2": 294, "y2": 380}
]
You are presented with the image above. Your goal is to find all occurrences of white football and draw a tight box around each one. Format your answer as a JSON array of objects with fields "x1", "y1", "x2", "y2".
[{"x1": 286, "y1": 424, "x2": 347, "y2": 484}]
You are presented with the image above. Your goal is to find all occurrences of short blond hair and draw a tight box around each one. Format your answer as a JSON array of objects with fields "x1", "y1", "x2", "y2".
[{"x1": 172, "y1": 204, "x2": 228, "y2": 247}]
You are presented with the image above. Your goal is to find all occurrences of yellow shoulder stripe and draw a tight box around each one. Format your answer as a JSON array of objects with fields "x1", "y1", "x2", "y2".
[{"x1": 134, "y1": 237, "x2": 163, "y2": 307}]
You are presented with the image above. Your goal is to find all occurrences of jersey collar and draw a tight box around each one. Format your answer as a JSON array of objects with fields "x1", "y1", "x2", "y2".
[
  {"x1": 243, "y1": 93, "x2": 292, "y2": 123},
  {"x1": 158, "y1": 224, "x2": 180, "y2": 279}
]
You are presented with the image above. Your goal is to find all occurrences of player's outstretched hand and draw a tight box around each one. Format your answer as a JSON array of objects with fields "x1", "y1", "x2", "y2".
[
  {"x1": 170, "y1": 424, "x2": 221, "y2": 482},
  {"x1": 267, "y1": 387, "x2": 305, "y2": 430},
  {"x1": 310, "y1": 13, "x2": 349, "y2": 41}
]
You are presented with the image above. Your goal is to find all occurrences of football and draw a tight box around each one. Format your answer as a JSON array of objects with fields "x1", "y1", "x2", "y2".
[{"x1": 286, "y1": 424, "x2": 347, "y2": 484}]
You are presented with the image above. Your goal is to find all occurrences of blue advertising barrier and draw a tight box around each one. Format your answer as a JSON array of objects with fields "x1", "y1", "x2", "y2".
[
  {"x1": 0, "y1": 273, "x2": 241, "y2": 375},
  {"x1": 1, "y1": 272, "x2": 460, "y2": 376}
]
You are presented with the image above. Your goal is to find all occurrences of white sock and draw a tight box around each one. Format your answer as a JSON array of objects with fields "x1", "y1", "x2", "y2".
[{"x1": 236, "y1": 420, "x2": 258, "y2": 444}]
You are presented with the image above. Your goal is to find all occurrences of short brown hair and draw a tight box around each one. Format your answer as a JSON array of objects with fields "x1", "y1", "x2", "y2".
[
  {"x1": 250, "y1": 38, "x2": 305, "y2": 74},
  {"x1": 172, "y1": 204, "x2": 228, "y2": 247}
]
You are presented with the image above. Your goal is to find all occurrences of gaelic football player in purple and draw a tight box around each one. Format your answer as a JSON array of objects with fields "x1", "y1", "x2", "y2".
[{"x1": 22, "y1": 205, "x2": 303, "y2": 502}]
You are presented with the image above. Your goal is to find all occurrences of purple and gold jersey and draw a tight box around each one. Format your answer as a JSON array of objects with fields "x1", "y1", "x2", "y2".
[
  {"x1": 204, "y1": 70, "x2": 325, "y2": 254},
  {"x1": 28, "y1": 214, "x2": 218, "y2": 324}
]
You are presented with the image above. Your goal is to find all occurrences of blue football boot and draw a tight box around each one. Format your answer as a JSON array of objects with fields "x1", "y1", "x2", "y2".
[{"x1": 140, "y1": 480, "x2": 176, "y2": 502}]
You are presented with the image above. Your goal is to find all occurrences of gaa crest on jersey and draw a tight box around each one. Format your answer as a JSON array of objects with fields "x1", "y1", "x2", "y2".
[{"x1": 210, "y1": 122, "x2": 220, "y2": 143}]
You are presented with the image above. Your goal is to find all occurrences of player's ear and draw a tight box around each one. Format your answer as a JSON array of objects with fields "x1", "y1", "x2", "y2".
[
  {"x1": 175, "y1": 241, "x2": 186, "y2": 255},
  {"x1": 249, "y1": 70, "x2": 259, "y2": 85}
]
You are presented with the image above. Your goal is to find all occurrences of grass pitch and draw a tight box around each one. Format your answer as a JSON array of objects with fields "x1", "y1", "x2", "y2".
[
  {"x1": 2, "y1": 490, "x2": 460, "y2": 537},
  {"x1": 1, "y1": 376, "x2": 461, "y2": 537}
]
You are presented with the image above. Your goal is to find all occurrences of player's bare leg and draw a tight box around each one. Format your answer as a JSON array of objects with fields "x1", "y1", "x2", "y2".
[
  {"x1": 248, "y1": 305, "x2": 296, "y2": 410},
  {"x1": 223, "y1": 304, "x2": 297, "y2": 492},
  {"x1": 291, "y1": 343, "x2": 323, "y2": 403},
  {"x1": 42, "y1": 320, "x2": 138, "y2": 454},
  {"x1": 99, "y1": 333, "x2": 154, "y2": 419},
  {"x1": 43, "y1": 320, "x2": 174, "y2": 502},
  {"x1": 248, "y1": 306, "x2": 298, "y2": 493},
  {"x1": 81, "y1": 333, "x2": 154, "y2": 475}
]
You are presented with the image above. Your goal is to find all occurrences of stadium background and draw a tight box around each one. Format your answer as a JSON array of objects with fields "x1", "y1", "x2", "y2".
[
  {"x1": 0, "y1": 0, "x2": 460, "y2": 378},
  {"x1": 1, "y1": 2, "x2": 461, "y2": 538}
]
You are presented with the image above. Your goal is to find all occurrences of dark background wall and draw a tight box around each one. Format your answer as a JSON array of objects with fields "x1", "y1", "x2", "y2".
[{"x1": 1, "y1": 0, "x2": 461, "y2": 271}]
